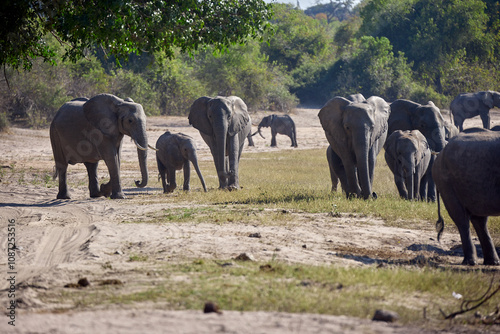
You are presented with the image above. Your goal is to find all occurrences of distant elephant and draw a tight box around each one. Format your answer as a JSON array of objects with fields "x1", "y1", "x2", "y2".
[
  {"x1": 450, "y1": 91, "x2": 500, "y2": 131},
  {"x1": 326, "y1": 93, "x2": 366, "y2": 192},
  {"x1": 253, "y1": 114, "x2": 297, "y2": 147},
  {"x1": 384, "y1": 130, "x2": 431, "y2": 200},
  {"x1": 319, "y1": 96, "x2": 390, "y2": 199},
  {"x1": 50, "y1": 94, "x2": 152, "y2": 199},
  {"x1": 155, "y1": 131, "x2": 207, "y2": 193},
  {"x1": 433, "y1": 130, "x2": 500, "y2": 265},
  {"x1": 388, "y1": 99, "x2": 447, "y2": 201},
  {"x1": 188, "y1": 96, "x2": 251, "y2": 190}
]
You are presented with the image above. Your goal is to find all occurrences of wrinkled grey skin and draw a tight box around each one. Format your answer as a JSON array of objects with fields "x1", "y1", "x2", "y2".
[
  {"x1": 326, "y1": 94, "x2": 366, "y2": 192},
  {"x1": 50, "y1": 94, "x2": 149, "y2": 199},
  {"x1": 384, "y1": 130, "x2": 431, "y2": 200},
  {"x1": 253, "y1": 114, "x2": 298, "y2": 147},
  {"x1": 388, "y1": 99, "x2": 446, "y2": 201},
  {"x1": 155, "y1": 131, "x2": 207, "y2": 193},
  {"x1": 443, "y1": 120, "x2": 459, "y2": 140},
  {"x1": 450, "y1": 91, "x2": 500, "y2": 131},
  {"x1": 188, "y1": 96, "x2": 251, "y2": 190},
  {"x1": 319, "y1": 96, "x2": 390, "y2": 199},
  {"x1": 433, "y1": 130, "x2": 500, "y2": 265}
]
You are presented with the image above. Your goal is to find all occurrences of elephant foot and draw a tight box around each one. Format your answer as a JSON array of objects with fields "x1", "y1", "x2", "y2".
[
  {"x1": 110, "y1": 191, "x2": 126, "y2": 199},
  {"x1": 90, "y1": 192, "x2": 104, "y2": 198},
  {"x1": 56, "y1": 191, "x2": 71, "y2": 199},
  {"x1": 462, "y1": 258, "x2": 478, "y2": 266},
  {"x1": 227, "y1": 185, "x2": 239, "y2": 191},
  {"x1": 372, "y1": 192, "x2": 378, "y2": 199},
  {"x1": 99, "y1": 182, "x2": 112, "y2": 197}
]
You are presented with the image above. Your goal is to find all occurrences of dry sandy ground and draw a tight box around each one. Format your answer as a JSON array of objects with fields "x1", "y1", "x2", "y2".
[{"x1": 0, "y1": 108, "x2": 499, "y2": 334}]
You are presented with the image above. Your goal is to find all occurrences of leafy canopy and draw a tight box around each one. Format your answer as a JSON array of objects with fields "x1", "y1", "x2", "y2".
[{"x1": 0, "y1": 0, "x2": 272, "y2": 70}]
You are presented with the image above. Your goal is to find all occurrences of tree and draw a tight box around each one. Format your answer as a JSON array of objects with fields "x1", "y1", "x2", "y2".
[{"x1": 0, "y1": 0, "x2": 272, "y2": 70}]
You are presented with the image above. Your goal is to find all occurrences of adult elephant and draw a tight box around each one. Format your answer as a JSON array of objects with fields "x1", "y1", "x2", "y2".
[
  {"x1": 384, "y1": 130, "x2": 431, "y2": 200},
  {"x1": 388, "y1": 99, "x2": 446, "y2": 201},
  {"x1": 450, "y1": 91, "x2": 500, "y2": 131},
  {"x1": 188, "y1": 96, "x2": 251, "y2": 190},
  {"x1": 50, "y1": 94, "x2": 152, "y2": 199},
  {"x1": 326, "y1": 93, "x2": 366, "y2": 192},
  {"x1": 319, "y1": 96, "x2": 390, "y2": 199},
  {"x1": 155, "y1": 131, "x2": 207, "y2": 193},
  {"x1": 433, "y1": 130, "x2": 500, "y2": 265},
  {"x1": 253, "y1": 114, "x2": 297, "y2": 147}
]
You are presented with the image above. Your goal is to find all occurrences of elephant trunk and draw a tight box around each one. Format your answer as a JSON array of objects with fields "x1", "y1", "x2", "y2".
[
  {"x1": 214, "y1": 119, "x2": 228, "y2": 189},
  {"x1": 134, "y1": 132, "x2": 148, "y2": 188},
  {"x1": 189, "y1": 151, "x2": 207, "y2": 192},
  {"x1": 354, "y1": 135, "x2": 372, "y2": 199}
]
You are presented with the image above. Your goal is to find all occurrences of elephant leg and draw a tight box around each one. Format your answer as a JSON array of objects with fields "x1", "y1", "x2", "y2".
[
  {"x1": 480, "y1": 112, "x2": 491, "y2": 129},
  {"x1": 426, "y1": 158, "x2": 436, "y2": 202},
  {"x1": 84, "y1": 162, "x2": 101, "y2": 198},
  {"x1": 102, "y1": 151, "x2": 125, "y2": 199},
  {"x1": 56, "y1": 163, "x2": 71, "y2": 199},
  {"x1": 157, "y1": 157, "x2": 169, "y2": 193},
  {"x1": 165, "y1": 167, "x2": 177, "y2": 193},
  {"x1": 394, "y1": 174, "x2": 408, "y2": 199},
  {"x1": 228, "y1": 136, "x2": 240, "y2": 189},
  {"x1": 183, "y1": 160, "x2": 191, "y2": 191},
  {"x1": 271, "y1": 129, "x2": 277, "y2": 147},
  {"x1": 326, "y1": 146, "x2": 339, "y2": 192},
  {"x1": 367, "y1": 148, "x2": 378, "y2": 198},
  {"x1": 471, "y1": 215, "x2": 500, "y2": 265}
]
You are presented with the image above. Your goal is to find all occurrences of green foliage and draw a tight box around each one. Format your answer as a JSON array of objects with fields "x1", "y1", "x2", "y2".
[{"x1": 0, "y1": 0, "x2": 273, "y2": 70}]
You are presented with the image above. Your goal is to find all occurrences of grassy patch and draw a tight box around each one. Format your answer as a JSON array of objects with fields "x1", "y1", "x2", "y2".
[{"x1": 52, "y1": 259, "x2": 500, "y2": 326}]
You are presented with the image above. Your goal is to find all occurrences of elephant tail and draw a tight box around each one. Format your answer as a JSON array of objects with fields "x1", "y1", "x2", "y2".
[{"x1": 435, "y1": 190, "x2": 445, "y2": 242}]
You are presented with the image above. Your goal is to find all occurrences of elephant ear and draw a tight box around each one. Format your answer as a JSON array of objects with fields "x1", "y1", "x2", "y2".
[
  {"x1": 383, "y1": 130, "x2": 400, "y2": 161},
  {"x1": 83, "y1": 94, "x2": 123, "y2": 137},
  {"x1": 188, "y1": 96, "x2": 213, "y2": 136},
  {"x1": 318, "y1": 97, "x2": 351, "y2": 147},
  {"x1": 227, "y1": 96, "x2": 250, "y2": 136},
  {"x1": 414, "y1": 130, "x2": 430, "y2": 161},
  {"x1": 478, "y1": 91, "x2": 494, "y2": 108},
  {"x1": 389, "y1": 99, "x2": 420, "y2": 132}
]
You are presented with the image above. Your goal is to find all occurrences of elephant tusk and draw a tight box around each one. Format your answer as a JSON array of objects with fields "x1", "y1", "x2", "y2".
[
  {"x1": 148, "y1": 144, "x2": 159, "y2": 151},
  {"x1": 134, "y1": 139, "x2": 148, "y2": 151},
  {"x1": 431, "y1": 151, "x2": 439, "y2": 156}
]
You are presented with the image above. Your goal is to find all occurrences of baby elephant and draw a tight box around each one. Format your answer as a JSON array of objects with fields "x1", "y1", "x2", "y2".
[
  {"x1": 384, "y1": 130, "x2": 431, "y2": 200},
  {"x1": 156, "y1": 131, "x2": 207, "y2": 193},
  {"x1": 253, "y1": 114, "x2": 298, "y2": 147}
]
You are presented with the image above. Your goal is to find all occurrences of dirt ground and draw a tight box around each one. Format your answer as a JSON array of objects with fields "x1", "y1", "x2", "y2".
[{"x1": 0, "y1": 107, "x2": 499, "y2": 334}]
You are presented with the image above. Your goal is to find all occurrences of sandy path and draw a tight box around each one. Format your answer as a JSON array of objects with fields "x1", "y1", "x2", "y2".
[{"x1": 0, "y1": 107, "x2": 498, "y2": 333}]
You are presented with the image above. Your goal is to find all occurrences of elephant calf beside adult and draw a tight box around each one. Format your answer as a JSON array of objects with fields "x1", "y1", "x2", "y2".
[
  {"x1": 155, "y1": 131, "x2": 207, "y2": 193},
  {"x1": 50, "y1": 94, "x2": 154, "y2": 199},
  {"x1": 188, "y1": 96, "x2": 252, "y2": 190},
  {"x1": 319, "y1": 96, "x2": 390, "y2": 200},
  {"x1": 384, "y1": 130, "x2": 431, "y2": 200},
  {"x1": 253, "y1": 114, "x2": 298, "y2": 147},
  {"x1": 433, "y1": 130, "x2": 500, "y2": 265},
  {"x1": 388, "y1": 99, "x2": 447, "y2": 201},
  {"x1": 450, "y1": 90, "x2": 500, "y2": 131}
]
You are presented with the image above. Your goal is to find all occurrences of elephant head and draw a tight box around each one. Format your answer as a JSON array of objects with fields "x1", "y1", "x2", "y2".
[
  {"x1": 388, "y1": 99, "x2": 446, "y2": 153},
  {"x1": 319, "y1": 96, "x2": 390, "y2": 199},
  {"x1": 254, "y1": 115, "x2": 275, "y2": 139},
  {"x1": 83, "y1": 94, "x2": 149, "y2": 188},
  {"x1": 477, "y1": 90, "x2": 500, "y2": 109},
  {"x1": 188, "y1": 96, "x2": 250, "y2": 189}
]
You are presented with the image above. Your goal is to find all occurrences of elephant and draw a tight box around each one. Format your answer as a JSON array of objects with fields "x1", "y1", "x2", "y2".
[
  {"x1": 318, "y1": 96, "x2": 390, "y2": 199},
  {"x1": 388, "y1": 99, "x2": 447, "y2": 201},
  {"x1": 326, "y1": 93, "x2": 366, "y2": 192},
  {"x1": 155, "y1": 131, "x2": 207, "y2": 193},
  {"x1": 252, "y1": 114, "x2": 298, "y2": 147},
  {"x1": 450, "y1": 91, "x2": 500, "y2": 131},
  {"x1": 50, "y1": 94, "x2": 152, "y2": 199},
  {"x1": 188, "y1": 96, "x2": 251, "y2": 190},
  {"x1": 384, "y1": 130, "x2": 431, "y2": 200},
  {"x1": 433, "y1": 130, "x2": 500, "y2": 265}
]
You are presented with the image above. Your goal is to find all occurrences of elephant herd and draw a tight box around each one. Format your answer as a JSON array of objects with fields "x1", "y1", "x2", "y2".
[{"x1": 50, "y1": 92, "x2": 500, "y2": 266}]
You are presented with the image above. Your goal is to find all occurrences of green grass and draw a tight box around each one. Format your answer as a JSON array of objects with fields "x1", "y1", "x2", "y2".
[{"x1": 56, "y1": 259, "x2": 500, "y2": 326}]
